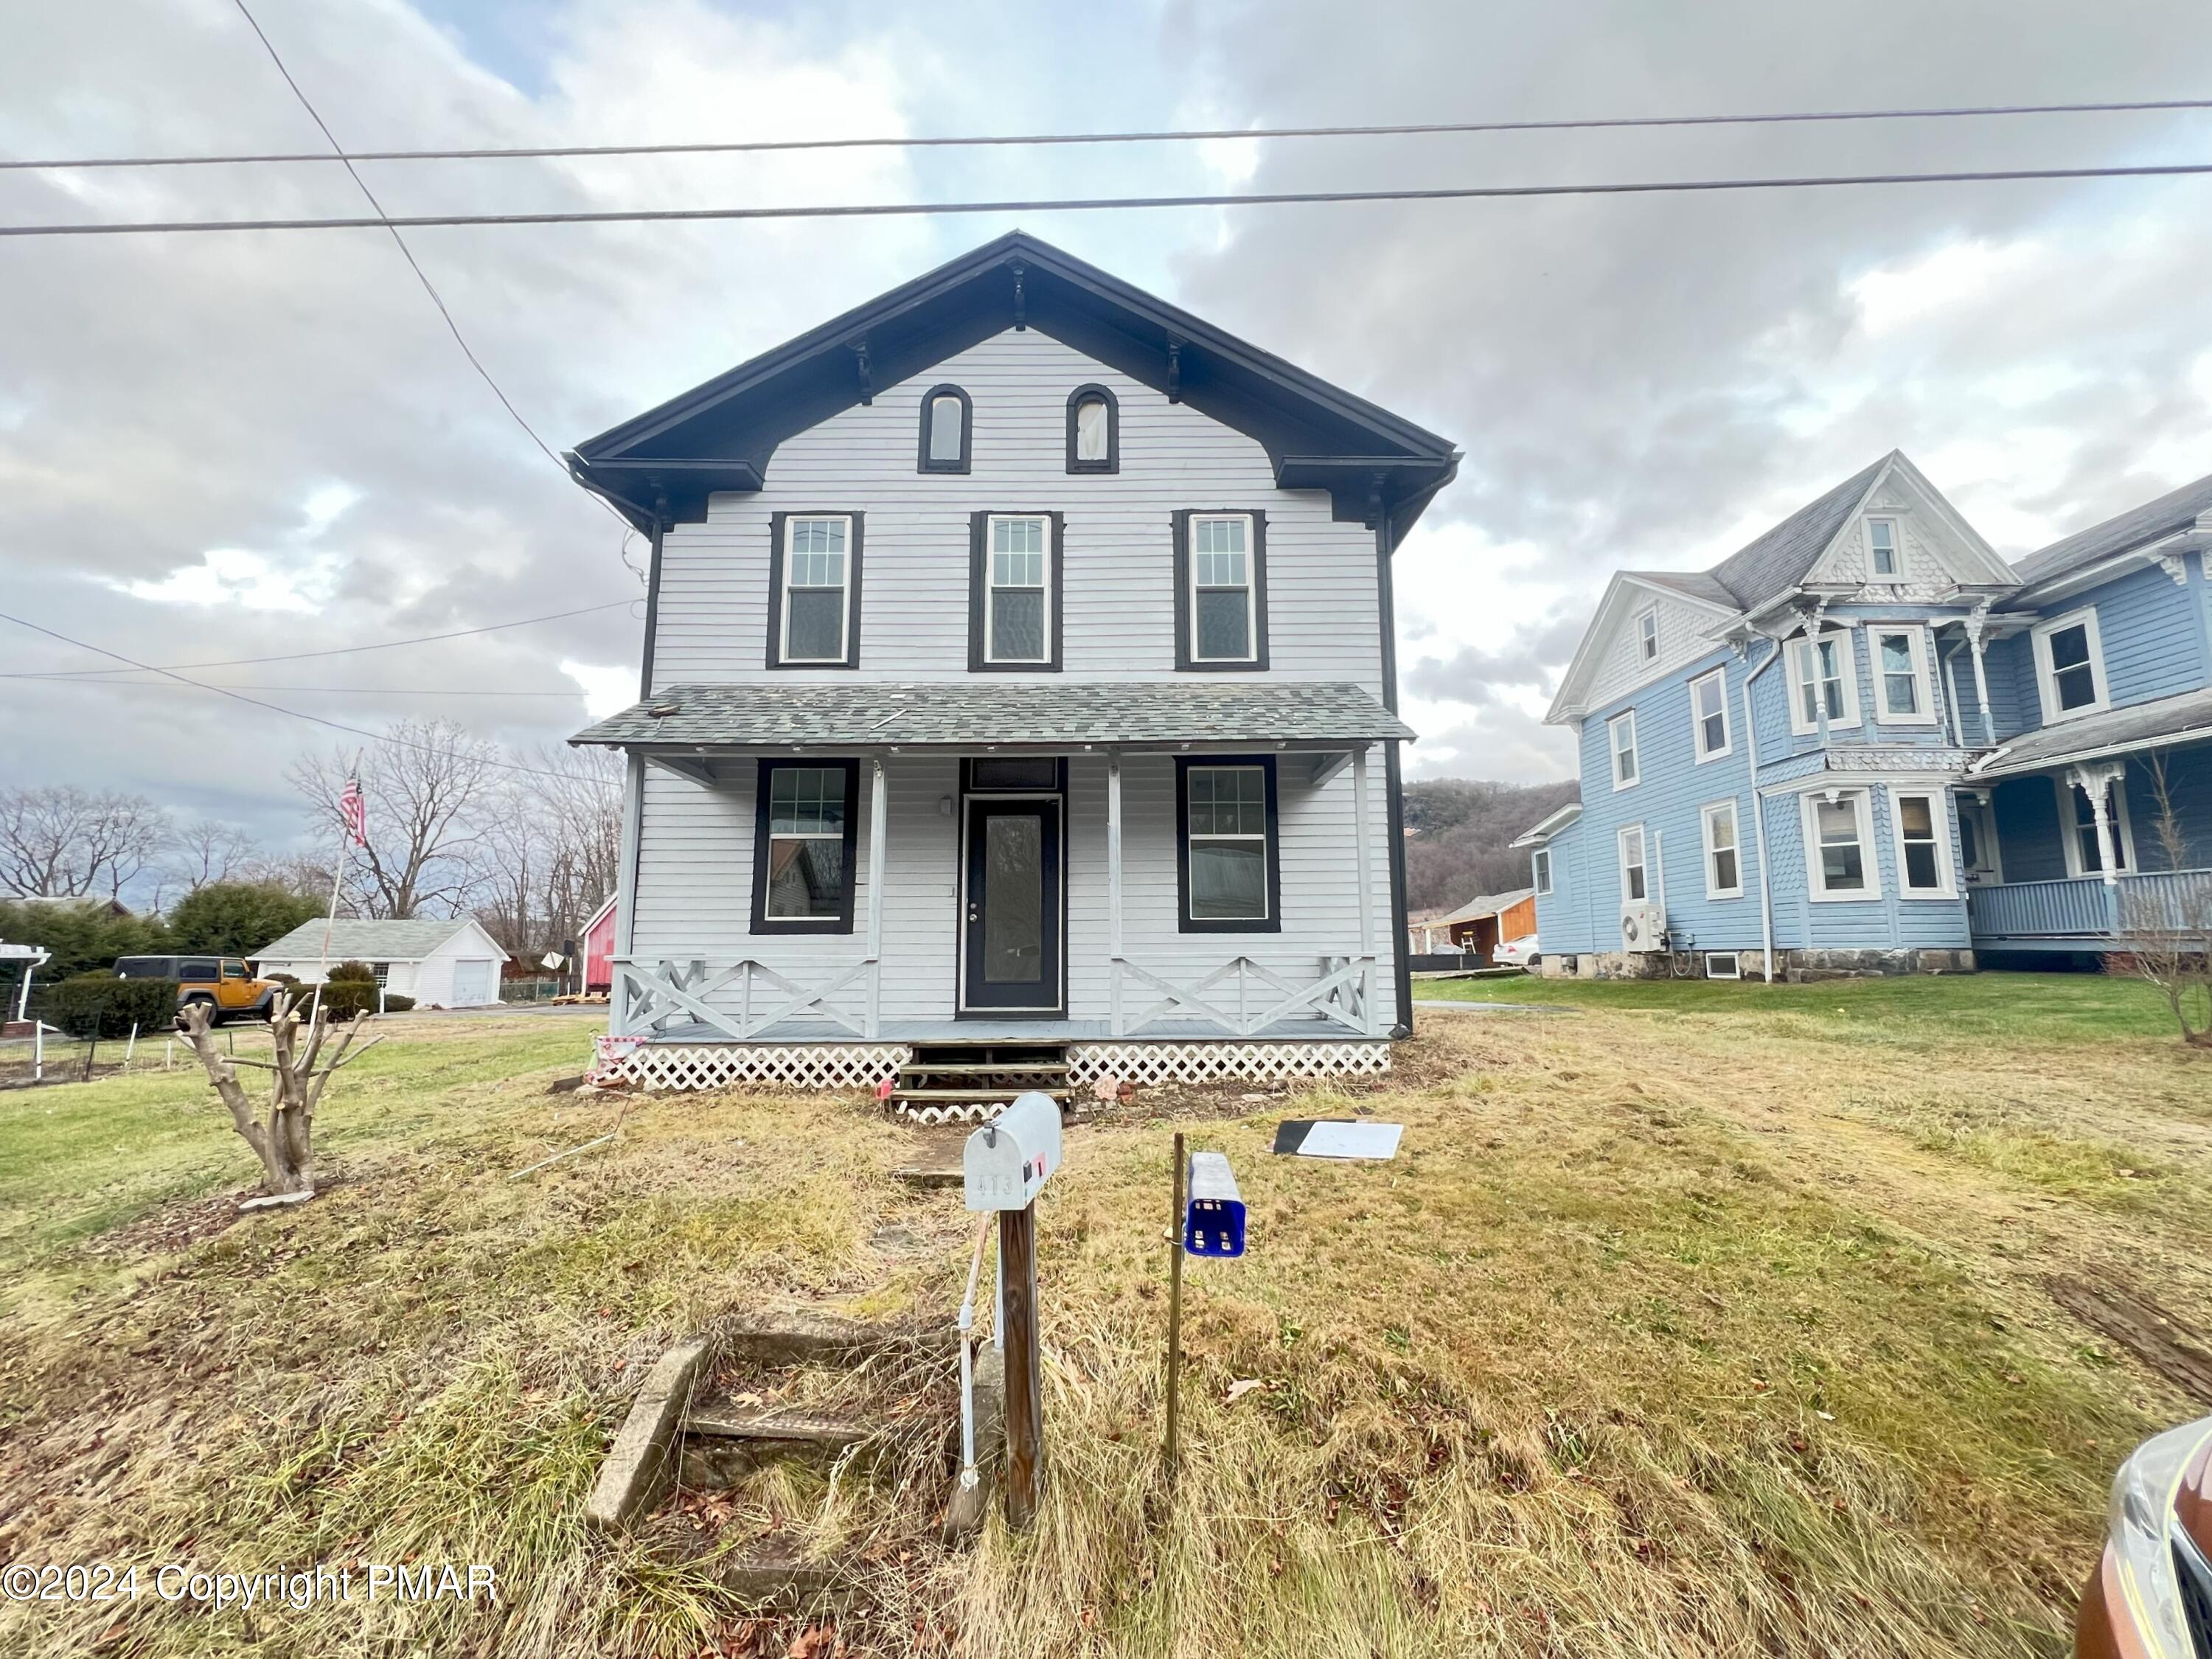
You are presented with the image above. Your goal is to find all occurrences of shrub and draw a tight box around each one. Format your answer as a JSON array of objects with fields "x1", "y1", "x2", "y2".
[
  {"x1": 327, "y1": 960, "x2": 377, "y2": 985},
  {"x1": 268, "y1": 973, "x2": 301, "y2": 988},
  {"x1": 383, "y1": 993, "x2": 416, "y2": 1013},
  {"x1": 165, "y1": 882, "x2": 322, "y2": 958},
  {"x1": 33, "y1": 973, "x2": 181, "y2": 1039},
  {"x1": 0, "y1": 899, "x2": 167, "y2": 980},
  {"x1": 307, "y1": 981, "x2": 405, "y2": 1019}
]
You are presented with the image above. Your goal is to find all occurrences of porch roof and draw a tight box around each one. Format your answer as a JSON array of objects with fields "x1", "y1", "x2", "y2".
[
  {"x1": 570, "y1": 681, "x2": 1416, "y2": 750},
  {"x1": 1966, "y1": 686, "x2": 2212, "y2": 779}
]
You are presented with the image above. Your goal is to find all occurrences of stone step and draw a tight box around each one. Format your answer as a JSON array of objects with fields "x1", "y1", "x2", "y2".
[
  {"x1": 898, "y1": 1060, "x2": 1070, "y2": 1077},
  {"x1": 891, "y1": 1087, "x2": 1071, "y2": 1102},
  {"x1": 685, "y1": 1410, "x2": 877, "y2": 1449},
  {"x1": 717, "y1": 1310, "x2": 953, "y2": 1365}
]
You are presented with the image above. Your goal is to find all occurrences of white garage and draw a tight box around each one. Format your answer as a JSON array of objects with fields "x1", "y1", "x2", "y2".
[{"x1": 251, "y1": 917, "x2": 512, "y2": 1009}]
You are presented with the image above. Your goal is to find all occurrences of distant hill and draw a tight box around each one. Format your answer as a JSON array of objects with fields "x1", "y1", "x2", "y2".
[{"x1": 1402, "y1": 778, "x2": 1580, "y2": 914}]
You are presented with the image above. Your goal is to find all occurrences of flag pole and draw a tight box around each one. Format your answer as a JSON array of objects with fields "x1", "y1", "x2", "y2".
[{"x1": 313, "y1": 751, "x2": 361, "y2": 1023}]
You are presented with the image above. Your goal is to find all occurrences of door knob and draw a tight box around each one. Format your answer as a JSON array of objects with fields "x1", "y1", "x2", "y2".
[{"x1": 968, "y1": 906, "x2": 979, "y2": 922}]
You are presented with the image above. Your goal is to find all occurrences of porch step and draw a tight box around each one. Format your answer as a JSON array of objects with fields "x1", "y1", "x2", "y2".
[
  {"x1": 890, "y1": 1088, "x2": 1071, "y2": 1103},
  {"x1": 897, "y1": 1061, "x2": 1069, "y2": 1077}
]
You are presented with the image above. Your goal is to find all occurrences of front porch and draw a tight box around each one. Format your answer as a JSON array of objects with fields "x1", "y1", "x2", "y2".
[{"x1": 1967, "y1": 868, "x2": 2212, "y2": 947}]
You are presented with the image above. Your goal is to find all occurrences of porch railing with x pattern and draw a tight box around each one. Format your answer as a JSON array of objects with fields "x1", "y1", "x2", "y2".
[
  {"x1": 1110, "y1": 954, "x2": 1380, "y2": 1038},
  {"x1": 613, "y1": 956, "x2": 874, "y2": 1040}
]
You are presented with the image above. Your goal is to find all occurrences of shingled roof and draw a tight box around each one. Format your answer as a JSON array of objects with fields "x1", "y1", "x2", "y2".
[
  {"x1": 254, "y1": 917, "x2": 497, "y2": 962},
  {"x1": 1703, "y1": 454, "x2": 1889, "y2": 610},
  {"x1": 571, "y1": 681, "x2": 1415, "y2": 749},
  {"x1": 2012, "y1": 469, "x2": 2212, "y2": 588}
]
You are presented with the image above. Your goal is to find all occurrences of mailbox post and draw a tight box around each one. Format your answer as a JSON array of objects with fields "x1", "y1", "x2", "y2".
[
  {"x1": 1164, "y1": 1135, "x2": 1247, "y2": 1489},
  {"x1": 961, "y1": 1093, "x2": 1061, "y2": 1529}
]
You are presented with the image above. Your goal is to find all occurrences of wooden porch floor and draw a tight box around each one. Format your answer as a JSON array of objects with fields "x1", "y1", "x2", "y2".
[{"x1": 637, "y1": 1015, "x2": 1377, "y2": 1044}]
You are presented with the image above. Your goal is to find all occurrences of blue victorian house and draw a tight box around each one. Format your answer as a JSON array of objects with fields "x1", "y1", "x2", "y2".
[{"x1": 1515, "y1": 457, "x2": 2212, "y2": 979}]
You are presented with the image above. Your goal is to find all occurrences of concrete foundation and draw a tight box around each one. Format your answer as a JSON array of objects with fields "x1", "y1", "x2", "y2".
[{"x1": 1537, "y1": 947, "x2": 1973, "y2": 981}]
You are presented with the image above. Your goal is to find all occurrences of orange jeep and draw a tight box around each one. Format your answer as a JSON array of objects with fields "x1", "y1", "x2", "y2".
[{"x1": 114, "y1": 955, "x2": 282, "y2": 1024}]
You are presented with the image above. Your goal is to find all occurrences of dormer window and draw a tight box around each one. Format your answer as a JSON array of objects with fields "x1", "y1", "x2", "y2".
[
  {"x1": 1866, "y1": 518, "x2": 1899, "y2": 578},
  {"x1": 1066, "y1": 384, "x2": 1118, "y2": 473},
  {"x1": 919, "y1": 384, "x2": 971, "y2": 473},
  {"x1": 1637, "y1": 609, "x2": 1659, "y2": 661}
]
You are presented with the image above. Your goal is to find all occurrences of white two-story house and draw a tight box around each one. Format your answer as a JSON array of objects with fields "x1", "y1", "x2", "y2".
[{"x1": 568, "y1": 232, "x2": 1458, "y2": 1109}]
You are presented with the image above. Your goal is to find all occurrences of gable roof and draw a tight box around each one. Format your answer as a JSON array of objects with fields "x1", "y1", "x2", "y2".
[
  {"x1": 2012, "y1": 469, "x2": 2212, "y2": 588},
  {"x1": 1635, "y1": 569, "x2": 1741, "y2": 609},
  {"x1": 568, "y1": 231, "x2": 1458, "y2": 540},
  {"x1": 1704, "y1": 455, "x2": 1890, "y2": 609},
  {"x1": 254, "y1": 917, "x2": 504, "y2": 963},
  {"x1": 1435, "y1": 887, "x2": 1537, "y2": 926}
]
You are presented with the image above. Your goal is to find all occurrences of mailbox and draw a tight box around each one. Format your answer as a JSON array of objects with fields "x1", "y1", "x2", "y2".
[
  {"x1": 1183, "y1": 1150, "x2": 1246, "y2": 1258},
  {"x1": 962, "y1": 1091, "x2": 1062, "y2": 1212}
]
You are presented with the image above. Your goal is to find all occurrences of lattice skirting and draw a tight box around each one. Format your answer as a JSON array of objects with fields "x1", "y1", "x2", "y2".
[
  {"x1": 1067, "y1": 1040, "x2": 1391, "y2": 1087},
  {"x1": 594, "y1": 1037, "x2": 910, "y2": 1093}
]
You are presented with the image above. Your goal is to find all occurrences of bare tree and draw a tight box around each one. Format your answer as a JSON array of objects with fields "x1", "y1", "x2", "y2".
[
  {"x1": 476, "y1": 746, "x2": 622, "y2": 969},
  {"x1": 175, "y1": 993, "x2": 378, "y2": 1195},
  {"x1": 2116, "y1": 757, "x2": 2212, "y2": 1047},
  {"x1": 289, "y1": 720, "x2": 501, "y2": 919},
  {"x1": 0, "y1": 786, "x2": 170, "y2": 900},
  {"x1": 170, "y1": 818, "x2": 258, "y2": 893}
]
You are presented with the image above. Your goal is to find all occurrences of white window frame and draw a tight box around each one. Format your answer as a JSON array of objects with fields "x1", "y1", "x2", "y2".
[
  {"x1": 1787, "y1": 630, "x2": 1862, "y2": 736},
  {"x1": 2031, "y1": 607, "x2": 2110, "y2": 725},
  {"x1": 1864, "y1": 517, "x2": 1901, "y2": 580},
  {"x1": 2056, "y1": 775, "x2": 2136, "y2": 879},
  {"x1": 1607, "y1": 709, "x2": 1639, "y2": 790},
  {"x1": 1689, "y1": 667, "x2": 1731, "y2": 762},
  {"x1": 1188, "y1": 512, "x2": 1259, "y2": 664},
  {"x1": 1700, "y1": 799, "x2": 1743, "y2": 900},
  {"x1": 778, "y1": 514, "x2": 855, "y2": 664},
  {"x1": 1800, "y1": 788, "x2": 1880, "y2": 902},
  {"x1": 1618, "y1": 824, "x2": 1648, "y2": 905},
  {"x1": 983, "y1": 512, "x2": 1053, "y2": 665},
  {"x1": 1889, "y1": 788, "x2": 1957, "y2": 899},
  {"x1": 1864, "y1": 625, "x2": 1937, "y2": 726},
  {"x1": 1637, "y1": 608, "x2": 1660, "y2": 662},
  {"x1": 1531, "y1": 846, "x2": 1553, "y2": 896},
  {"x1": 1705, "y1": 952, "x2": 1742, "y2": 980}
]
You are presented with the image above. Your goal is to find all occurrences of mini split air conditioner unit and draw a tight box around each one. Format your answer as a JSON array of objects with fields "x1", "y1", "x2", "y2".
[{"x1": 1620, "y1": 903, "x2": 1666, "y2": 953}]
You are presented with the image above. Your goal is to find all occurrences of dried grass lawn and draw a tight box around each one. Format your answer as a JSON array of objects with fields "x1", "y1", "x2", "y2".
[{"x1": 1, "y1": 975, "x2": 2208, "y2": 1658}]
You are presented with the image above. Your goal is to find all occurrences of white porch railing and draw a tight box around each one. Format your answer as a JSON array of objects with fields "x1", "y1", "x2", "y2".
[
  {"x1": 612, "y1": 956, "x2": 874, "y2": 1040},
  {"x1": 1966, "y1": 867, "x2": 2212, "y2": 941},
  {"x1": 1110, "y1": 954, "x2": 1380, "y2": 1037}
]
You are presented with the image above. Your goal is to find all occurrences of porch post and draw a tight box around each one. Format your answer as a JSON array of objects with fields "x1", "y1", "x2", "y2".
[
  {"x1": 2070, "y1": 762, "x2": 2125, "y2": 936},
  {"x1": 1353, "y1": 744, "x2": 1379, "y2": 1037},
  {"x1": 1107, "y1": 752, "x2": 1124, "y2": 1037},
  {"x1": 1966, "y1": 603, "x2": 1997, "y2": 748},
  {"x1": 610, "y1": 749, "x2": 645, "y2": 1037},
  {"x1": 865, "y1": 757, "x2": 887, "y2": 1038}
]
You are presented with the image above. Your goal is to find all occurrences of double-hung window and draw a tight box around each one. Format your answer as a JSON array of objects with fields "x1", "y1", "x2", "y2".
[
  {"x1": 1608, "y1": 710, "x2": 1638, "y2": 789},
  {"x1": 1618, "y1": 825, "x2": 1648, "y2": 904},
  {"x1": 1866, "y1": 518, "x2": 1899, "y2": 578},
  {"x1": 1173, "y1": 511, "x2": 1268, "y2": 669},
  {"x1": 968, "y1": 512, "x2": 1062, "y2": 670},
  {"x1": 1701, "y1": 800, "x2": 1742, "y2": 898},
  {"x1": 1531, "y1": 847, "x2": 1553, "y2": 896},
  {"x1": 1690, "y1": 668, "x2": 1730, "y2": 760},
  {"x1": 768, "y1": 514, "x2": 862, "y2": 668},
  {"x1": 2060, "y1": 775, "x2": 2132, "y2": 877},
  {"x1": 1788, "y1": 630, "x2": 1860, "y2": 733},
  {"x1": 2032, "y1": 608, "x2": 2108, "y2": 723},
  {"x1": 1891, "y1": 790, "x2": 1953, "y2": 896},
  {"x1": 751, "y1": 760, "x2": 860, "y2": 932},
  {"x1": 1804, "y1": 790, "x2": 1877, "y2": 900},
  {"x1": 1175, "y1": 758, "x2": 1280, "y2": 932},
  {"x1": 1868, "y1": 627, "x2": 1934, "y2": 723},
  {"x1": 1638, "y1": 610, "x2": 1659, "y2": 662}
]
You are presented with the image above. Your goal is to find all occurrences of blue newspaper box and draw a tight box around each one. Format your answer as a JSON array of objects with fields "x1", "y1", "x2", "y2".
[{"x1": 1183, "y1": 1150, "x2": 1246, "y2": 1258}]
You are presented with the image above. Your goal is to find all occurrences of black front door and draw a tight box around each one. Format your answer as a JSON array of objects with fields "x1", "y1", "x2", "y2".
[{"x1": 962, "y1": 798, "x2": 1062, "y2": 1012}]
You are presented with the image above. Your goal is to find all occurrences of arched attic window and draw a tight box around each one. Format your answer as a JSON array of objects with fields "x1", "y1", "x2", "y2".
[
  {"x1": 1066, "y1": 384, "x2": 1118, "y2": 473},
  {"x1": 918, "y1": 384, "x2": 971, "y2": 474}
]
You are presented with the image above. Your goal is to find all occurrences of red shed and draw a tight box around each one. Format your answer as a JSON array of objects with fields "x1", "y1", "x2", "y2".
[{"x1": 582, "y1": 894, "x2": 618, "y2": 994}]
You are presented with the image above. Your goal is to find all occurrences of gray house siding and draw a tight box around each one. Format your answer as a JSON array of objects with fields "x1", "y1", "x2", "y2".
[
  {"x1": 627, "y1": 751, "x2": 1395, "y2": 1027},
  {"x1": 648, "y1": 329, "x2": 1384, "y2": 697}
]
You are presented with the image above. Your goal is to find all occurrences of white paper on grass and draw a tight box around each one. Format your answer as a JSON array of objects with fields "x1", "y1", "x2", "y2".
[{"x1": 1294, "y1": 1121, "x2": 1403, "y2": 1160}]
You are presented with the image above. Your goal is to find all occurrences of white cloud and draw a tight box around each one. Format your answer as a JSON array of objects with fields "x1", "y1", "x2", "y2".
[
  {"x1": 117, "y1": 547, "x2": 340, "y2": 613},
  {"x1": 560, "y1": 658, "x2": 635, "y2": 720}
]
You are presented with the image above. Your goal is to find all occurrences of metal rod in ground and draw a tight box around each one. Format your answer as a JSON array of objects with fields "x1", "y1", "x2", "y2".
[
  {"x1": 1164, "y1": 1128, "x2": 1186, "y2": 1486},
  {"x1": 1000, "y1": 1200, "x2": 1043, "y2": 1528}
]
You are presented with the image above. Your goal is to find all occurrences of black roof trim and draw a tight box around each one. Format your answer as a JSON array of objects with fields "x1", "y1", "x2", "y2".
[{"x1": 571, "y1": 231, "x2": 1459, "y2": 531}]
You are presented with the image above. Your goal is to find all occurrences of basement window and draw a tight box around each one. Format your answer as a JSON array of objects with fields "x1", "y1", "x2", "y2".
[{"x1": 1705, "y1": 952, "x2": 1742, "y2": 980}]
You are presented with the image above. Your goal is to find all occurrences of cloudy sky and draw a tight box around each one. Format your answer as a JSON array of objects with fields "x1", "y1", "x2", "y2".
[{"x1": 4, "y1": 0, "x2": 2211, "y2": 855}]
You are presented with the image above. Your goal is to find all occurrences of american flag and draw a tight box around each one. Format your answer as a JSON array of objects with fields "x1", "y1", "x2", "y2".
[{"x1": 338, "y1": 775, "x2": 367, "y2": 846}]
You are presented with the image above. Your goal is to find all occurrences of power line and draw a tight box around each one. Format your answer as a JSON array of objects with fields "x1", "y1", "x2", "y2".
[
  {"x1": 0, "y1": 609, "x2": 616, "y2": 787},
  {"x1": 6, "y1": 159, "x2": 2208, "y2": 238},
  {"x1": 0, "y1": 597, "x2": 639, "y2": 680},
  {"x1": 223, "y1": 0, "x2": 636, "y2": 543},
  {"x1": 7, "y1": 96, "x2": 2209, "y2": 172},
  {"x1": 10, "y1": 675, "x2": 589, "y2": 696}
]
